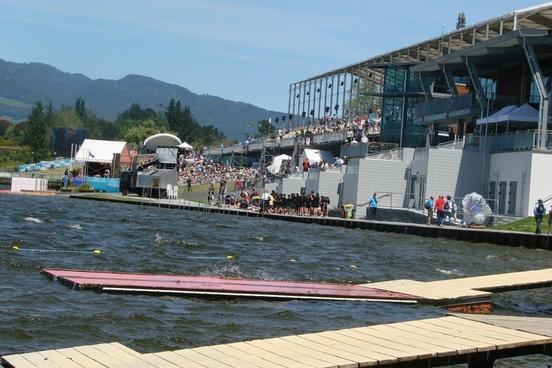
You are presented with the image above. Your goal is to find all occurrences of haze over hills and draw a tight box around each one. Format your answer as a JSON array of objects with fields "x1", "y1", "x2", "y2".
[{"x1": 0, "y1": 58, "x2": 284, "y2": 138}]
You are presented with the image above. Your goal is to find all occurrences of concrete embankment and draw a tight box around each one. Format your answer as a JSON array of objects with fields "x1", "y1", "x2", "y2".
[{"x1": 70, "y1": 193, "x2": 552, "y2": 251}]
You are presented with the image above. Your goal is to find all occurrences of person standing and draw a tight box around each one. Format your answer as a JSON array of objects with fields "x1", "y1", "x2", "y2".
[
  {"x1": 424, "y1": 196, "x2": 434, "y2": 224},
  {"x1": 207, "y1": 183, "x2": 215, "y2": 206},
  {"x1": 533, "y1": 199, "x2": 546, "y2": 234},
  {"x1": 186, "y1": 178, "x2": 192, "y2": 192},
  {"x1": 548, "y1": 204, "x2": 552, "y2": 234},
  {"x1": 217, "y1": 180, "x2": 227, "y2": 207},
  {"x1": 434, "y1": 195, "x2": 446, "y2": 226},
  {"x1": 369, "y1": 193, "x2": 378, "y2": 220}
]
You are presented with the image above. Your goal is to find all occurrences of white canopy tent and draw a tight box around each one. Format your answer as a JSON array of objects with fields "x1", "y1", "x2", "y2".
[
  {"x1": 267, "y1": 154, "x2": 291, "y2": 175},
  {"x1": 75, "y1": 139, "x2": 127, "y2": 163}
]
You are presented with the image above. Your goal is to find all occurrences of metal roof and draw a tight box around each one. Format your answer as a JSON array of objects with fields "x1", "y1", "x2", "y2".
[{"x1": 295, "y1": 2, "x2": 552, "y2": 85}]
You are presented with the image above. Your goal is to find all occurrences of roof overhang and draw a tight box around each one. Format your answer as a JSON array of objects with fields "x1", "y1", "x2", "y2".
[
  {"x1": 411, "y1": 29, "x2": 550, "y2": 73},
  {"x1": 293, "y1": 2, "x2": 552, "y2": 85}
]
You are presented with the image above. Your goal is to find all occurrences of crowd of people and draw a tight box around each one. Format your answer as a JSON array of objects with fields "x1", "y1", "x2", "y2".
[
  {"x1": 424, "y1": 195, "x2": 458, "y2": 226},
  {"x1": 207, "y1": 183, "x2": 331, "y2": 217},
  {"x1": 177, "y1": 152, "x2": 258, "y2": 187},
  {"x1": 240, "y1": 112, "x2": 381, "y2": 149}
]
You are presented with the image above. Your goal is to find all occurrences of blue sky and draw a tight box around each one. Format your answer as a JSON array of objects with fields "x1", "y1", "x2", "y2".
[{"x1": 0, "y1": 0, "x2": 544, "y2": 112}]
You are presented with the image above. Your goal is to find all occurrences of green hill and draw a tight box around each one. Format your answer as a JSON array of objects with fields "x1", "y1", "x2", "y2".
[{"x1": 0, "y1": 58, "x2": 283, "y2": 138}]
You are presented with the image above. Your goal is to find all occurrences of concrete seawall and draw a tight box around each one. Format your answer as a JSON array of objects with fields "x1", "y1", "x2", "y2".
[{"x1": 70, "y1": 193, "x2": 552, "y2": 251}]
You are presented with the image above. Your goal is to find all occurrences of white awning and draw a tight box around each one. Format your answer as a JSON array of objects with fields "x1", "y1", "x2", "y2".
[{"x1": 75, "y1": 139, "x2": 127, "y2": 163}]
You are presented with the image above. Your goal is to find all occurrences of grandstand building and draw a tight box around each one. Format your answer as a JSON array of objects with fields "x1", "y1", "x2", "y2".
[{"x1": 280, "y1": 3, "x2": 552, "y2": 218}]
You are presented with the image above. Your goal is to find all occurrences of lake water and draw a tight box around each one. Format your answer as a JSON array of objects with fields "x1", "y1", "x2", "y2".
[{"x1": 1, "y1": 194, "x2": 551, "y2": 366}]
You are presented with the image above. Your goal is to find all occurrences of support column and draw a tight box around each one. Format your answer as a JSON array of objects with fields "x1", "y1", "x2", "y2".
[
  {"x1": 317, "y1": 79, "x2": 322, "y2": 119},
  {"x1": 355, "y1": 75, "x2": 361, "y2": 117},
  {"x1": 335, "y1": 74, "x2": 341, "y2": 117},
  {"x1": 342, "y1": 72, "x2": 348, "y2": 119},
  {"x1": 287, "y1": 84, "x2": 292, "y2": 117},
  {"x1": 418, "y1": 72, "x2": 433, "y2": 102},
  {"x1": 329, "y1": 75, "x2": 335, "y2": 118},
  {"x1": 523, "y1": 39, "x2": 549, "y2": 149},
  {"x1": 324, "y1": 77, "x2": 329, "y2": 118},
  {"x1": 292, "y1": 83, "x2": 298, "y2": 129},
  {"x1": 301, "y1": 81, "x2": 306, "y2": 124},
  {"x1": 348, "y1": 73, "x2": 354, "y2": 120},
  {"x1": 400, "y1": 68, "x2": 409, "y2": 148},
  {"x1": 465, "y1": 56, "x2": 487, "y2": 111},
  {"x1": 442, "y1": 64, "x2": 458, "y2": 96}
]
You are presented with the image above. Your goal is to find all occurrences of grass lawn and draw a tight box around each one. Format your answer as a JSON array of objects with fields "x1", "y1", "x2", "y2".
[
  {"x1": 492, "y1": 215, "x2": 551, "y2": 233},
  {"x1": 177, "y1": 180, "x2": 237, "y2": 194}
]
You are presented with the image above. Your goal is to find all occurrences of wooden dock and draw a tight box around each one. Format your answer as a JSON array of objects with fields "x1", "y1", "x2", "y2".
[
  {"x1": 41, "y1": 268, "x2": 418, "y2": 303},
  {"x1": 2, "y1": 315, "x2": 551, "y2": 368},
  {"x1": 42, "y1": 268, "x2": 552, "y2": 313},
  {"x1": 69, "y1": 192, "x2": 552, "y2": 250}
]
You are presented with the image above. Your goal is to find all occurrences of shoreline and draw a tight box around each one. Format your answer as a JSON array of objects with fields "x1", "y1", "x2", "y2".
[{"x1": 68, "y1": 192, "x2": 552, "y2": 251}]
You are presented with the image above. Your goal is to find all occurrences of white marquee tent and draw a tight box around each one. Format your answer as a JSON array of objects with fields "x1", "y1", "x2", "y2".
[{"x1": 75, "y1": 139, "x2": 127, "y2": 163}]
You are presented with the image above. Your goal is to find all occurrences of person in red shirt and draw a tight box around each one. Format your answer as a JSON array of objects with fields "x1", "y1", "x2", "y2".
[
  {"x1": 434, "y1": 195, "x2": 446, "y2": 226},
  {"x1": 302, "y1": 158, "x2": 310, "y2": 172}
]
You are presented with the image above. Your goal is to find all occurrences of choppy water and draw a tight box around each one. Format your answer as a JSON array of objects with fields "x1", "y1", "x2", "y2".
[{"x1": 1, "y1": 194, "x2": 551, "y2": 366}]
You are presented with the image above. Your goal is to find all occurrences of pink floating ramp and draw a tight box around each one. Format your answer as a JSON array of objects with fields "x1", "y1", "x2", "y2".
[{"x1": 42, "y1": 268, "x2": 418, "y2": 303}]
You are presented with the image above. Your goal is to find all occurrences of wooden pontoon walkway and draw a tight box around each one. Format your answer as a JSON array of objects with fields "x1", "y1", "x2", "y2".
[
  {"x1": 42, "y1": 268, "x2": 552, "y2": 312},
  {"x1": 2, "y1": 315, "x2": 551, "y2": 368}
]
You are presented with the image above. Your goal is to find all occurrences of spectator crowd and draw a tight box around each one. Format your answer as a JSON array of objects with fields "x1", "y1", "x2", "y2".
[{"x1": 177, "y1": 152, "x2": 258, "y2": 187}]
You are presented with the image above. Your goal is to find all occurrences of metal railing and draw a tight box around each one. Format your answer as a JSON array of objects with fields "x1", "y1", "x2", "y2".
[
  {"x1": 415, "y1": 93, "x2": 476, "y2": 119},
  {"x1": 485, "y1": 129, "x2": 552, "y2": 152}
]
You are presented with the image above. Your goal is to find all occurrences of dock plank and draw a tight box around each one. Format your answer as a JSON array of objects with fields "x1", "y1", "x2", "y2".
[
  {"x1": 173, "y1": 348, "x2": 235, "y2": 368},
  {"x1": 208, "y1": 343, "x2": 288, "y2": 368},
  {"x1": 150, "y1": 351, "x2": 207, "y2": 368},
  {"x1": 1, "y1": 355, "x2": 41, "y2": 368},
  {"x1": 55, "y1": 348, "x2": 109, "y2": 368},
  {"x1": 37, "y1": 350, "x2": 90, "y2": 368},
  {"x1": 4, "y1": 315, "x2": 552, "y2": 368},
  {"x1": 452, "y1": 313, "x2": 552, "y2": 337},
  {"x1": 11, "y1": 352, "x2": 60, "y2": 368}
]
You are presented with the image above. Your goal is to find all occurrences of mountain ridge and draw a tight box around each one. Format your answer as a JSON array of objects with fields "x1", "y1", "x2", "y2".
[{"x1": 0, "y1": 58, "x2": 282, "y2": 138}]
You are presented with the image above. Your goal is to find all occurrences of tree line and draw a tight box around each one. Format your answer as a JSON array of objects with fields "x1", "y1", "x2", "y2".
[{"x1": 0, "y1": 98, "x2": 225, "y2": 167}]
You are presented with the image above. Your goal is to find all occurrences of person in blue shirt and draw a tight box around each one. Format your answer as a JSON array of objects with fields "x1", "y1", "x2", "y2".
[
  {"x1": 369, "y1": 192, "x2": 378, "y2": 220},
  {"x1": 424, "y1": 196, "x2": 434, "y2": 224}
]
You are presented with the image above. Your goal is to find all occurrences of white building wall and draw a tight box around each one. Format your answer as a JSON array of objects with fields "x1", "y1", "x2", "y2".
[
  {"x1": 341, "y1": 160, "x2": 360, "y2": 209},
  {"x1": 279, "y1": 176, "x2": 304, "y2": 194},
  {"x1": 488, "y1": 151, "x2": 532, "y2": 216},
  {"x1": 425, "y1": 148, "x2": 484, "y2": 202},
  {"x1": 528, "y1": 152, "x2": 552, "y2": 216},
  {"x1": 11, "y1": 177, "x2": 48, "y2": 192},
  {"x1": 348, "y1": 148, "x2": 414, "y2": 218}
]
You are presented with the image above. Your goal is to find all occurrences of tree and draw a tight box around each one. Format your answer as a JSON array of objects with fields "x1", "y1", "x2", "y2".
[
  {"x1": 123, "y1": 120, "x2": 161, "y2": 145},
  {"x1": 75, "y1": 97, "x2": 86, "y2": 119},
  {"x1": 456, "y1": 12, "x2": 466, "y2": 30},
  {"x1": 255, "y1": 119, "x2": 276, "y2": 138},
  {"x1": 23, "y1": 102, "x2": 49, "y2": 161}
]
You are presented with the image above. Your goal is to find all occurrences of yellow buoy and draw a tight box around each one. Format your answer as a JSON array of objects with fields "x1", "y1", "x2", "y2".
[
  {"x1": 93, "y1": 249, "x2": 102, "y2": 255},
  {"x1": 12, "y1": 245, "x2": 20, "y2": 251},
  {"x1": 226, "y1": 255, "x2": 235, "y2": 260}
]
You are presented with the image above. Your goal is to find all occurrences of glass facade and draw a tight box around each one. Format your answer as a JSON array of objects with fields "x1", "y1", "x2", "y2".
[{"x1": 380, "y1": 67, "x2": 425, "y2": 147}]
